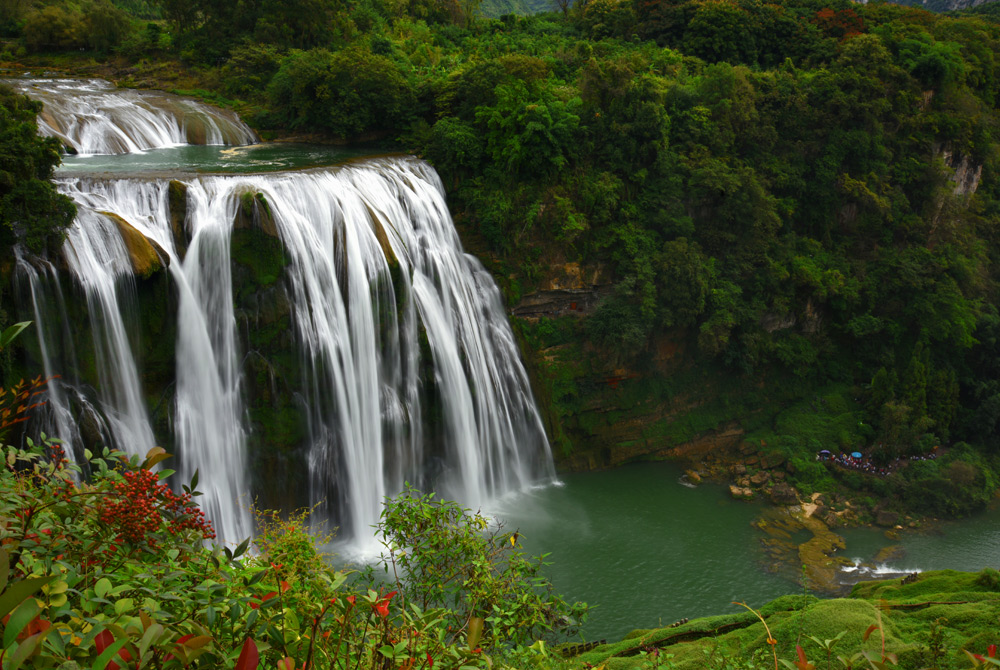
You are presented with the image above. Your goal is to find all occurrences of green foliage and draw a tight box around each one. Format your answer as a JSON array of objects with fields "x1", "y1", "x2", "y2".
[
  {"x1": 267, "y1": 47, "x2": 415, "y2": 137},
  {"x1": 0, "y1": 424, "x2": 562, "y2": 669},
  {"x1": 0, "y1": 86, "x2": 75, "y2": 256},
  {"x1": 370, "y1": 484, "x2": 587, "y2": 655},
  {"x1": 84, "y1": 0, "x2": 134, "y2": 52},
  {"x1": 21, "y1": 5, "x2": 86, "y2": 50}
]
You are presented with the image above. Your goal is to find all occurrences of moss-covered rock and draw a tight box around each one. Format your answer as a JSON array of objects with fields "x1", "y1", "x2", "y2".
[
  {"x1": 102, "y1": 212, "x2": 169, "y2": 279},
  {"x1": 234, "y1": 190, "x2": 278, "y2": 238},
  {"x1": 168, "y1": 180, "x2": 188, "y2": 260}
]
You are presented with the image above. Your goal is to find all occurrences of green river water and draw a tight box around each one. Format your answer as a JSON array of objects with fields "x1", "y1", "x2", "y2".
[{"x1": 490, "y1": 462, "x2": 1000, "y2": 643}]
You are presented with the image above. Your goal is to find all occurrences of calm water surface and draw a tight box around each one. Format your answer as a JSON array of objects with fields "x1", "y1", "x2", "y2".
[
  {"x1": 490, "y1": 462, "x2": 1000, "y2": 642},
  {"x1": 490, "y1": 463, "x2": 797, "y2": 642}
]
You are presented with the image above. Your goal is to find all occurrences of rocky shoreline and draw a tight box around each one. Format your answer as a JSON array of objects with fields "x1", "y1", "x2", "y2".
[{"x1": 678, "y1": 441, "x2": 941, "y2": 595}]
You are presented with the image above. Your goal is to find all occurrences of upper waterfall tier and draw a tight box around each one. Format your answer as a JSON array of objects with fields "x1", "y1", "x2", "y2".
[
  {"x1": 8, "y1": 78, "x2": 257, "y2": 155},
  {"x1": 16, "y1": 156, "x2": 554, "y2": 546}
]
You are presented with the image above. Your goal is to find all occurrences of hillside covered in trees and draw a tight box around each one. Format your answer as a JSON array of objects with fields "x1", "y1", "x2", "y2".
[{"x1": 5, "y1": 0, "x2": 1000, "y2": 520}]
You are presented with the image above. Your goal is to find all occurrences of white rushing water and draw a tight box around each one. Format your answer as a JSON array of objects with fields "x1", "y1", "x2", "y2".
[
  {"x1": 12, "y1": 79, "x2": 553, "y2": 546},
  {"x1": 7, "y1": 78, "x2": 257, "y2": 155},
  {"x1": 20, "y1": 162, "x2": 553, "y2": 545}
]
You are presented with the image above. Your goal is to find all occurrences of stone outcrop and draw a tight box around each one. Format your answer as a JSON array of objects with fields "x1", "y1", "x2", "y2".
[
  {"x1": 513, "y1": 262, "x2": 612, "y2": 319},
  {"x1": 770, "y1": 482, "x2": 800, "y2": 505},
  {"x1": 729, "y1": 484, "x2": 754, "y2": 500},
  {"x1": 168, "y1": 180, "x2": 189, "y2": 260},
  {"x1": 102, "y1": 212, "x2": 169, "y2": 278},
  {"x1": 234, "y1": 190, "x2": 279, "y2": 237},
  {"x1": 934, "y1": 142, "x2": 983, "y2": 197}
]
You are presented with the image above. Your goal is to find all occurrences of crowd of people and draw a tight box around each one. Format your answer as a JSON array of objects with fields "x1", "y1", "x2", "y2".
[{"x1": 818, "y1": 447, "x2": 939, "y2": 477}]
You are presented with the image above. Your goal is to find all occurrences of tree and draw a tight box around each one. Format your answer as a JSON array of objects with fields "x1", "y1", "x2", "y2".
[{"x1": 0, "y1": 86, "x2": 75, "y2": 257}]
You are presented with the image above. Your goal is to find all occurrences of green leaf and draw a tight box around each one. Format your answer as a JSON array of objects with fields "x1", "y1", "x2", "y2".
[
  {"x1": 0, "y1": 547, "x2": 9, "y2": 593},
  {"x1": 3, "y1": 597, "x2": 42, "y2": 648},
  {"x1": 137, "y1": 622, "x2": 164, "y2": 660},
  {"x1": 0, "y1": 576, "x2": 55, "y2": 619},
  {"x1": 0, "y1": 321, "x2": 32, "y2": 349},
  {"x1": 467, "y1": 616, "x2": 484, "y2": 650},
  {"x1": 233, "y1": 537, "x2": 251, "y2": 559},
  {"x1": 7, "y1": 629, "x2": 51, "y2": 670},
  {"x1": 157, "y1": 469, "x2": 176, "y2": 481},
  {"x1": 205, "y1": 605, "x2": 218, "y2": 627},
  {"x1": 378, "y1": 644, "x2": 395, "y2": 658},
  {"x1": 95, "y1": 578, "x2": 113, "y2": 599}
]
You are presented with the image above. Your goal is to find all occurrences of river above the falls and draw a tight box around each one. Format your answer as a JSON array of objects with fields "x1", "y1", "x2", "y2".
[
  {"x1": 57, "y1": 142, "x2": 389, "y2": 175},
  {"x1": 490, "y1": 461, "x2": 1000, "y2": 643}
]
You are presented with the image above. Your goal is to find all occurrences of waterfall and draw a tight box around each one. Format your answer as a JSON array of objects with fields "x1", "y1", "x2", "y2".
[
  {"x1": 7, "y1": 78, "x2": 257, "y2": 155},
  {"x1": 11, "y1": 80, "x2": 553, "y2": 547}
]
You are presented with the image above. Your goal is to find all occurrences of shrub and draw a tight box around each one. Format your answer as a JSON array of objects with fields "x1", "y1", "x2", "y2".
[{"x1": 369, "y1": 484, "x2": 588, "y2": 656}]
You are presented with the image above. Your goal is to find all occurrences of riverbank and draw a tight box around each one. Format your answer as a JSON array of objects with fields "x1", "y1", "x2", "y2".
[{"x1": 556, "y1": 568, "x2": 1000, "y2": 670}]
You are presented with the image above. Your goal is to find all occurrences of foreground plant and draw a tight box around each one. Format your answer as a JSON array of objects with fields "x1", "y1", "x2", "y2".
[
  {"x1": 369, "y1": 483, "x2": 588, "y2": 663},
  {"x1": 0, "y1": 434, "x2": 497, "y2": 669}
]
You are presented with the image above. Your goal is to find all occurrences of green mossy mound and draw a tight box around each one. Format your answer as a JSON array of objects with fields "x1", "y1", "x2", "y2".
[{"x1": 563, "y1": 570, "x2": 1000, "y2": 670}]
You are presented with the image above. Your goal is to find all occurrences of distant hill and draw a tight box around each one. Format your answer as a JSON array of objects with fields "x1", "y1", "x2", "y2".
[
  {"x1": 478, "y1": 0, "x2": 556, "y2": 17},
  {"x1": 856, "y1": 0, "x2": 995, "y2": 13}
]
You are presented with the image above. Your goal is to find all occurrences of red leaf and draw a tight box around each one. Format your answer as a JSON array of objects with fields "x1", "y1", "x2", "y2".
[
  {"x1": 95, "y1": 630, "x2": 114, "y2": 654},
  {"x1": 94, "y1": 630, "x2": 133, "y2": 670},
  {"x1": 235, "y1": 638, "x2": 260, "y2": 670},
  {"x1": 278, "y1": 657, "x2": 295, "y2": 670},
  {"x1": 862, "y1": 624, "x2": 878, "y2": 642},
  {"x1": 795, "y1": 645, "x2": 815, "y2": 670}
]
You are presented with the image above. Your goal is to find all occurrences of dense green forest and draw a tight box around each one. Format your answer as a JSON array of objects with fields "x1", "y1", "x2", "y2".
[{"x1": 5, "y1": 0, "x2": 1000, "y2": 519}]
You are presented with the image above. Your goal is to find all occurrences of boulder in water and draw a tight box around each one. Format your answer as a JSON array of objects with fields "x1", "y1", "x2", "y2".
[{"x1": 770, "y1": 482, "x2": 800, "y2": 505}]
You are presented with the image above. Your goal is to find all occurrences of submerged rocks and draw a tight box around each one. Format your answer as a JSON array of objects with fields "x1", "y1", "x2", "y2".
[{"x1": 755, "y1": 504, "x2": 851, "y2": 594}]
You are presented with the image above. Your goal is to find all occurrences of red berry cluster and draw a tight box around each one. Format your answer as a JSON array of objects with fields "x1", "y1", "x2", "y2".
[
  {"x1": 97, "y1": 468, "x2": 216, "y2": 546},
  {"x1": 46, "y1": 442, "x2": 69, "y2": 469}
]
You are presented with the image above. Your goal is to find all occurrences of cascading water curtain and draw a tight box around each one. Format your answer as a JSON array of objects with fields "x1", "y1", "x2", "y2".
[{"x1": 11, "y1": 78, "x2": 555, "y2": 546}]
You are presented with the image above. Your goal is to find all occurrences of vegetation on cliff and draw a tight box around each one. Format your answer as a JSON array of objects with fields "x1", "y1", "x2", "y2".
[{"x1": 0, "y1": 85, "x2": 74, "y2": 256}]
